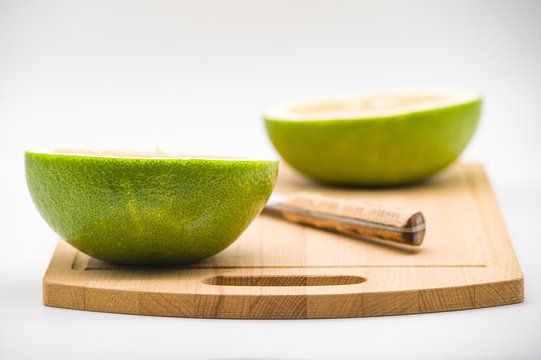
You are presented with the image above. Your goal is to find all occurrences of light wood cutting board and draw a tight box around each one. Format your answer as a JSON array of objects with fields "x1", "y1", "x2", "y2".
[{"x1": 43, "y1": 163, "x2": 523, "y2": 318}]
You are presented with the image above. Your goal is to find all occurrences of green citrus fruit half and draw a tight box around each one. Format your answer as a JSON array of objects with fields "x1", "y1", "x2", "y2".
[
  {"x1": 25, "y1": 150, "x2": 279, "y2": 265},
  {"x1": 264, "y1": 90, "x2": 481, "y2": 186}
]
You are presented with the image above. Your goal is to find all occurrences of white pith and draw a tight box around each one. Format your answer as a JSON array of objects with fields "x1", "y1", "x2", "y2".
[
  {"x1": 263, "y1": 89, "x2": 481, "y2": 121},
  {"x1": 27, "y1": 149, "x2": 275, "y2": 161}
]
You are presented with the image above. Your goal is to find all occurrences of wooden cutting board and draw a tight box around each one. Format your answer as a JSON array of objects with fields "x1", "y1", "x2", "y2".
[{"x1": 43, "y1": 163, "x2": 523, "y2": 319}]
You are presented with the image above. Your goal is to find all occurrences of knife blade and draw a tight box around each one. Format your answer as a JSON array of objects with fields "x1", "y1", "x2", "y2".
[{"x1": 264, "y1": 191, "x2": 425, "y2": 246}]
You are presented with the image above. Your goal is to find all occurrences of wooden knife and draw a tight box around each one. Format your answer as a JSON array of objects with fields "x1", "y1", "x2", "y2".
[{"x1": 264, "y1": 191, "x2": 426, "y2": 246}]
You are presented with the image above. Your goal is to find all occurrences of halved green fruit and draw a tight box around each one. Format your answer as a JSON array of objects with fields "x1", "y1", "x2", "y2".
[
  {"x1": 264, "y1": 90, "x2": 481, "y2": 185},
  {"x1": 25, "y1": 150, "x2": 279, "y2": 265}
]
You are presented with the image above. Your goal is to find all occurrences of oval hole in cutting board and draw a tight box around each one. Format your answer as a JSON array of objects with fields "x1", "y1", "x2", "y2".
[{"x1": 202, "y1": 275, "x2": 366, "y2": 287}]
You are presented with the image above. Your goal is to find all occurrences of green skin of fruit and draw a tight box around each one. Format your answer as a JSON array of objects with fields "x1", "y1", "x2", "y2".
[
  {"x1": 264, "y1": 98, "x2": 481, "y2": 186},
  {"x1": 26, "y1": 152, "x2": 279, "y2": 265}
]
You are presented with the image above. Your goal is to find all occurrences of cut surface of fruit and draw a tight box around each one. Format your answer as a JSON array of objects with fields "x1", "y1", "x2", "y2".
[
  {"x1": 50, "y1": 148, "x2": 246, "y2": 160},
  {"x1": 26, "y1": 150, "x2": 279, "y2": 265},
  {"x1": 264, "y1": 90, "x2": 481, "y2": 185},
  {"x1": 264, "y1": 90, "x2": 480, "y2": 121}
]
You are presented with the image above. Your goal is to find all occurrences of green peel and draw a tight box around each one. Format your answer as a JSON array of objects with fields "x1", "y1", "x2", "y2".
[{"x1": 26, "y1": 151, "x2": 279, "y2": 265}]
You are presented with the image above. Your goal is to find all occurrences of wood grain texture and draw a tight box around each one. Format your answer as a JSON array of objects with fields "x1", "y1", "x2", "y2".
[{"x1": 42, "y1": 163, "x2": 524, "y2": 319}]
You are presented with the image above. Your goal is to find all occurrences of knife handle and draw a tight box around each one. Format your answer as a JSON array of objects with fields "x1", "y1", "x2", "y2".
[{"x1": 274, "y1": 191, "x2": 425, "y2": 246}]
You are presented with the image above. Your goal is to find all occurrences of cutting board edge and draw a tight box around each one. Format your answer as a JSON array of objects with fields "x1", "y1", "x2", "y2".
[{"x1": 42, "y1": 271, "x2": 524, "y2": 319}]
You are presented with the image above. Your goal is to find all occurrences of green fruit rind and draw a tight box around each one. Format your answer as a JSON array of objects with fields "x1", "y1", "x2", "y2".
[
  {"x1": 264, "y1": 93, "x2": 481, "y2": 185},
  {"x1": 25, "y1": 151, "x2": 279, "y2": 265}
]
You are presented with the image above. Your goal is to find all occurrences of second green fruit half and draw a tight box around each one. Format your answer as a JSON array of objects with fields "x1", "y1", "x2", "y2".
[{"x1": 264, "y1": 91, "x2": 482, "y2": 186}]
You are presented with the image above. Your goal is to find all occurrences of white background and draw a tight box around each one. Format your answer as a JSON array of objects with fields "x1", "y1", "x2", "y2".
[{"x1": 1, "y1": 0, "x2": 540, "y2": 359}]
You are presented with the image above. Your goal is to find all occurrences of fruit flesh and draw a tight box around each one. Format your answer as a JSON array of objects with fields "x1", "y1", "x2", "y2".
[
  {"x1": 51, "y1": 149, "x2": 244, "y2": 160},
  {"x1": 264, "y1": 92, "x2": 481, "y2": 186},
  {"x1": 289, "y1": 94, "x2": 450, "y2": 115},
  {"x1": 26, "y1": 151, "x2": 278, "y2": 265}
]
